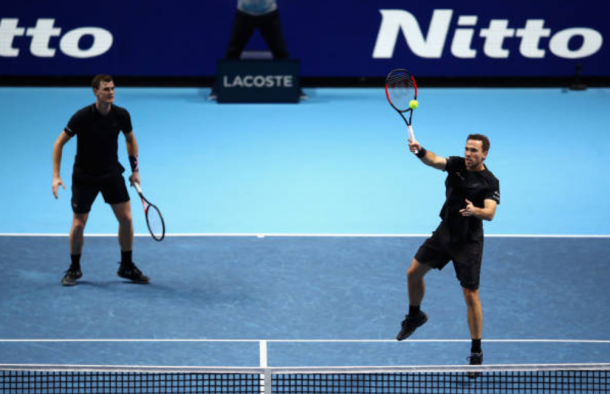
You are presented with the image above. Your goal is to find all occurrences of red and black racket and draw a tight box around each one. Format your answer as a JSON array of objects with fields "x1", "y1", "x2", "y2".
[
  {"x1": 133, "y1": 183, "x2": 165, "y2": 242},
  {"x1": 385, "y1": 68, "x2": 419, "y2": 152}
]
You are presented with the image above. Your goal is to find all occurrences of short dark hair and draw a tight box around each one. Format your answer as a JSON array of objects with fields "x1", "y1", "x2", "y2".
[
  {"x1": 92, "y1": 74, "x2": 113, "y2": 89},
  {"x1": 467, "y1": 134, "x2": 490, "y2": 152}
]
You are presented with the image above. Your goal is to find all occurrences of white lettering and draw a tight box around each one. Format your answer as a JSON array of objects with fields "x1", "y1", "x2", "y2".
[
  {"x1": 0, "y1": 19, "x2": 25, "y2": 57},
  {"x1": 480, "y1": 20, "x2": 515, "y2": 58},
  {"x1": 26, "y1": 19, "x2": 61, "y2": 57},
  {"x1": 373, "y1": 10, "x2": 603, "y2": 60},
  {"x1": 451, "y1": 16, "x2": 477, "y2": 58},
  {"x1": 0, "y1": 18, "x2": 113, "y2": 58},
  {"x1": 59, "y1": 27, "x2": 113, "y2": 58},
  {"x1": 254, "y1": 75, "x2": 265, "y2": 87},
  {"x1": 373, "y1": 9, "x2": 453, "y2": 59},
  {"x1": 549, "y1": 28, "x2": 603, "y2": 59},
  {"x1": 516, "y1": 20, "x2": 551, "y2": 58},
  {"x1": 223, "y1": 75, "x2": 294, "y2": 88}
]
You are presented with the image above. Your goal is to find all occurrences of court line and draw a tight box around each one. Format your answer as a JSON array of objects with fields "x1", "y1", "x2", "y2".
[
  {"x1": 1, "y1": 233, "x2": 610, "y2": 238},
  {"x1": 259, "y1": 341, "x2": 268, "y2": 368},
  {"x1": 2, "y1": 339, "x2": 610, "y2": 343}
]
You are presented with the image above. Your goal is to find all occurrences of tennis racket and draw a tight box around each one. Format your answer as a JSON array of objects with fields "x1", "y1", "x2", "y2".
[
  {"x1": 385, "y1": 68, "x2": 419, "y2": 153},
  {"x1": 133, "y1": 182, "x2": 165, "y2": 242}
]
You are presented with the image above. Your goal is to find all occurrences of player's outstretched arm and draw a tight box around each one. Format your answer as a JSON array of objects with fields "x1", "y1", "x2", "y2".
[{"x1": 408, "y1": 140, "x2": 446, "y2": 170}]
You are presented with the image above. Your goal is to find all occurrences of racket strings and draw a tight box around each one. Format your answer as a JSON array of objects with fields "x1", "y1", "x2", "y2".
[
  {"x1": 146, "y1": 205, "x2": 165, "y2": 241},
  {"x1": 386, "y1": 70, "x2": 415, "y2": 111}
]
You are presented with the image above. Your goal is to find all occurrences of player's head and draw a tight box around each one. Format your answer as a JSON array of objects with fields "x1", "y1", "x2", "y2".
[
  {"x1": 467, "y1": 134, "x2": 490, "y2": 153},
  {"x1": 465, "y1": 134, "x2": 490, "y2": 169},
  {"x1": 92, "y1": 74, "x2": 115, "y2": 104}
]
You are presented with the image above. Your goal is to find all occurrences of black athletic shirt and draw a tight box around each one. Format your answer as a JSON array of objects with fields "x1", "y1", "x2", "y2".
[
  {"x1": 65, "y1": 104, "x2": 132, "y2": 178},
  {"x1": 440, "y1": 156, "x2": 500, "y2": 242}
]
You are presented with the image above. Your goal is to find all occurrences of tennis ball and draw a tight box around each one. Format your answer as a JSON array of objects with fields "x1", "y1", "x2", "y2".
[{"x1": 409, "y1": 100, "x2": 419, "y2": 110}]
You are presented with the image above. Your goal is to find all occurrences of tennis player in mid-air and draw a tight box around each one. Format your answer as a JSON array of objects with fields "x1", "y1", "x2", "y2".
[{"x1": 396, "y1": 134, "x2": 500, "y2": 367}]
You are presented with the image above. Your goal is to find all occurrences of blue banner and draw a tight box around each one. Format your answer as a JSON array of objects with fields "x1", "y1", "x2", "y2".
[{"x1": 0, "y1": 1, "x2": 607, "y2": 77}]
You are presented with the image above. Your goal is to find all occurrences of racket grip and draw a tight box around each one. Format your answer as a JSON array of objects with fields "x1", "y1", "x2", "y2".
[
  {"x1": 408, "y1": 125, "x2": 419, "y2": 154},
  {"x1": 133, "y1": 182, "x2": 143, "y2": 194}
]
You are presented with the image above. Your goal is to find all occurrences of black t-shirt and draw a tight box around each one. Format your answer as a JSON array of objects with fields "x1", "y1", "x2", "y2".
[
  {"x1": 65, "y1": 104, "x2": 132, "y2": 178},
  {"x1": 440, "y1": 156, "x2": 500, "y2": 242}
]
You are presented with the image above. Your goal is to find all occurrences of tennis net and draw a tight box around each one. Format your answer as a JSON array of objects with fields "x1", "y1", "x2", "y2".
[{"x1": 1, "y1": 363, "x2": 609, "y2": 393}]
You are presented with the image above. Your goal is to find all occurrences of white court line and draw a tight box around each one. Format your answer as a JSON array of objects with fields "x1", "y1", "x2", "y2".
[
  {"x1": 259, "y1": 341, "x2": 268, "y2": 368},
  {"x1": 1, "y1": 233, "x2": 610, "y2": 238},
  {"x1": 1, "y1": 339, "x2": 610, "y2": 344}
]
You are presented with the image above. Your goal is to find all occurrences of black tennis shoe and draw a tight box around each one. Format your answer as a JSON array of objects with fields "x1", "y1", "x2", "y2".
[
  {"x1": 117, "y1": 262, "x2": 150, "y2": 284},
  {"x1": 467, "y1": 352, "x2": 483, "y2": 379},
  {"x1": 61, "y1": 266, "x2": 82, "y2": 286},
  {"x1": 396, "y1": 311, "x2": 428, "y2": 341}
]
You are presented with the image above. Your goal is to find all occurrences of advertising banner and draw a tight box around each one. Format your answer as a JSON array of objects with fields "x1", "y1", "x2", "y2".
[{"x1": 0, "y1": 1, "x2": 606, "y2": 77}]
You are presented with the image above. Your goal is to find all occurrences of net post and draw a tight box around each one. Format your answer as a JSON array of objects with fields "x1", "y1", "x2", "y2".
[
  {"x1": 263, "y1": 368, "x2": 273, "y2": 394},
  {"x1": 259, "y1": 341, "x2": 270, "y2": 393}
]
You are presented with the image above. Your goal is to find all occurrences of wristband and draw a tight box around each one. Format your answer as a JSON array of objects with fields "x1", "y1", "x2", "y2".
[
  {"x1": 416, "y1": 147, "x2": 427, "y2": 159},
  {"x1": 129, "y1": 155, "x2": 139, "y2": 172}
]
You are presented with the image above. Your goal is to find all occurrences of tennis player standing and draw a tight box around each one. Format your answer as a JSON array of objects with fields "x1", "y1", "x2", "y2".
[
  {"x1": 396, "y1": 134, "x2": 500, "y2": 366},
  {"x1": 52, "y1": 75, "x2": 150, "y2": 286}
]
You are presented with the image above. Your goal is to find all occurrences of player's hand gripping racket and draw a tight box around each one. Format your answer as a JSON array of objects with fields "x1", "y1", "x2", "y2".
[
  {"x1": 385, "y1": 68, "x2": 419, "y2": 153},
  {"x1": 133, "y1": 182, "x2": 165, "y2": 242}
]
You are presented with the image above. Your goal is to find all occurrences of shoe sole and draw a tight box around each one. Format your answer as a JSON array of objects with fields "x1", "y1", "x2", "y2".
[
  {"x1": 61, "y1": 273, "x2": 82, "y2": 286},
  {"x1": 396, "y1": 314, "x2": 428, "y2": 341},
  {"x1": 117, "y1": 274, "x2": 150, "y2": 284}
]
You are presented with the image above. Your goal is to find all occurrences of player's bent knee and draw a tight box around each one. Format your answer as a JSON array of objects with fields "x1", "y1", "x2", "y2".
[{"x1": 407, "y1": 259, "x2": 427, "y2": 281}]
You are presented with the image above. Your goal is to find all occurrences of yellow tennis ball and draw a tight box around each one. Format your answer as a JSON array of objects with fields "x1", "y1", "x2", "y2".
[{"x1": 409, "y1": 100, "x2": 419, "y2": 110}]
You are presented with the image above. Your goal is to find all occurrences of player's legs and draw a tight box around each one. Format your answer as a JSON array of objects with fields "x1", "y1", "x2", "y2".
[
  {"x1": 69, "y1": 212, "x2": 89, "y2": 255},
  {"x1": 463, "y1": 286, "x2": 484, "y2": 371},
  {"x1": 396, "y1": 258, "x2": 432, "y2": 340},
  {"x1": 100, "y1": 174, "x2": 147, "y2": 282},
  {"x1": 110, "y1": 200, "x2": 150, "y2": 284},
  {"x1": 463, "y1": 287, "x2": 482, "y2": 340},
  {"x1": 407, "y1": 258, "x2": 432, "y2": 306},
  {"x1": 397, "y1": 224, "x2": 452, "y2": 340},
  {"x1": 452, "y1": 239, "x2": 484, "y2": 366},
  {"x1": 100, "y1": 174, "x2": 132, "y2": 251},
  {"x1": 111, "y1": 201, "x2": 133, "y2": 252},
  {"x1": 62, "y1": 213, "x2": 89, "y2": 286},
  {"x1": 63, "y1": 177, "x2": 98, "y2": 285}
]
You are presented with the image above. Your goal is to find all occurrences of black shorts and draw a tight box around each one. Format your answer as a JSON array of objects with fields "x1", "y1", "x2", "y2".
[
  {"x1": 71, "y1": 173, "x2": 130, "y2": 214},
  {"x1": 414, "y1": 223, "x2": 484, "y2": 290}
]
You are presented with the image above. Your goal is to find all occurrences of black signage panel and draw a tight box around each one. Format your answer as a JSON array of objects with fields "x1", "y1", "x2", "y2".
[{"x1": 217, "y1": 60, "x2": 300, "y2": 103}]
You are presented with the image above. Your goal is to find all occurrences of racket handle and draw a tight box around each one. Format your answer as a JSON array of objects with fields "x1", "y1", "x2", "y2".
[
  {"x1": 408, "y1": 125, "x2": 419, "y2": 154},
  {"x1": 133, "y1": 182, "x2": 143, "y2": 194}
]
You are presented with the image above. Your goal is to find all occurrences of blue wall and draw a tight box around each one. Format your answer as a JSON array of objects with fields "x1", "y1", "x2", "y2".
[{"x1": 0, "y1": 1, "x2": 607, "y2": 77}]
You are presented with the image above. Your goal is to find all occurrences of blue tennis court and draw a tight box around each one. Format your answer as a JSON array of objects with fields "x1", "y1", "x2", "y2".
[{"x1": 0, "y1": 87, "x2": 609, "y2": 370}]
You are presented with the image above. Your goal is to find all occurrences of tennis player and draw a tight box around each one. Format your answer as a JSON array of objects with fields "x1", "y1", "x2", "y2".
[
  {"x1": 396, "y1": 134, "x2": 500, "y2": 366},
  {"x1": 52, "y1": 75, "x2": 150, "y2": 286}
]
